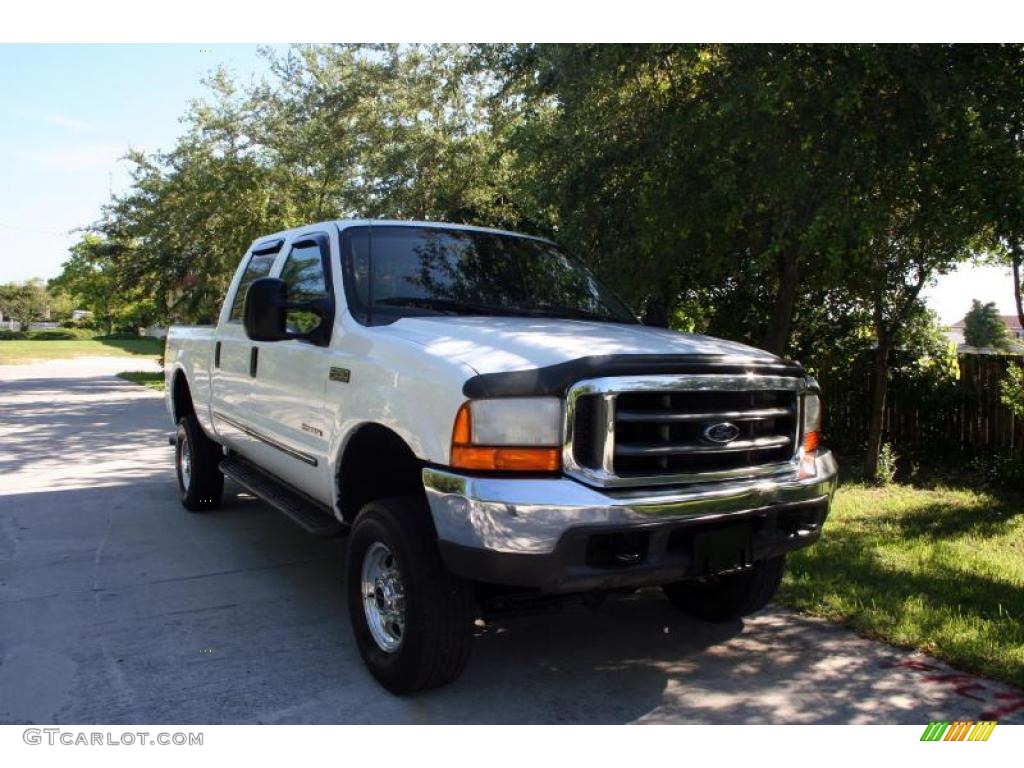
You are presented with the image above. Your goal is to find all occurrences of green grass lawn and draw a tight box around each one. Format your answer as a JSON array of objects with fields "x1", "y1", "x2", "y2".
[
  {"x1": 0, "y1": 337, "x2": 163, "y2": 365},
  {"x1": 116, "y1": 370, "x2": 165, "y2": 390},
  {"x1": 780, "y1": 482, "x2": 1024, "y2": 688}
]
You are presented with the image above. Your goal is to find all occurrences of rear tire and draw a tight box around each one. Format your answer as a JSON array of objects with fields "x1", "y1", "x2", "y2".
[
  {"x1": 346, "y1": 496, "x2": 475, "y2": 694},
  {"x1": 175, "y1": 414, "x2": 224, "y2": 511},
  {"x1": 662, "y1": 555, "x2": 786, "y2": 622}
]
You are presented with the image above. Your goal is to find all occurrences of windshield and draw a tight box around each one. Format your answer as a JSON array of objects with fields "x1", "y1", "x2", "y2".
[{"x1": 341, "y1": 225, "x2": 637, "y2": 325}]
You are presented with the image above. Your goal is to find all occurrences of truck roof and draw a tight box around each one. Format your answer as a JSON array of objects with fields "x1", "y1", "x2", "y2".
[{"x1": 250, "y1": 219, "x2": 556, "y2": 251}]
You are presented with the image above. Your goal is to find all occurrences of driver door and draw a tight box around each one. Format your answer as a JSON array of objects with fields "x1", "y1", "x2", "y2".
[{"x1": 243, "y1": 231, "x2": 336, "y2": 503}]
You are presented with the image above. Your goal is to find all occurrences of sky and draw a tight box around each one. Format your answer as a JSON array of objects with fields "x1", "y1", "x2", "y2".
[
  {"x1": 0, "y1": 43, "x2": 1014, "y2": 327},
  {"x1": 0, "y1": 44, "x2": 283, "y2": 283},
  {"x1": 920, "y1": 263, "x2": 1018, "y2": 324}
]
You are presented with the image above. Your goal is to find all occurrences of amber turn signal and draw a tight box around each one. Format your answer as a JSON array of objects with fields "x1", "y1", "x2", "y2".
[
  {"x1": 802, "y1": 430, "x2": 821, "y2": 453},
  {"x1": 451, "y1": 445, "x2": 561, "y2": 471},
  {"x1": 450, "y1": 403, "x2": 562, "y2": 472}
]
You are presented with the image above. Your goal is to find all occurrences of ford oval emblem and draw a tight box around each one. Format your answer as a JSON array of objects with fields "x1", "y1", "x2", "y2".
[{"x1": 703, "y1": 422, "x2": 741, "y2": 444}]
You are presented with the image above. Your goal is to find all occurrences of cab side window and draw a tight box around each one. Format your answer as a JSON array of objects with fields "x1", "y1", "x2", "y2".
[
  {"x1": 280, "y1": 241, "x2": 330, "y2": 336},
  {"x1": 229, "y1": 251, "x2": 277, "y2": 322}
]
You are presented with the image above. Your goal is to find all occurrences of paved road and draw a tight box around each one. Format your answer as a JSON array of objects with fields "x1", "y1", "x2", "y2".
[{"x1": 1, "y1": 358, "x2": 1022, "y2": 724}]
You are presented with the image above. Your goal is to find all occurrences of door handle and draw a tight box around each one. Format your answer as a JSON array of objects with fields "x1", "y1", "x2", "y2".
[
  {"x1": 249, "y1": 347, "x2": 258, "y2": 377},
  {"x1": 214, "y1": 341, "x2": 221, "y2": 368}
]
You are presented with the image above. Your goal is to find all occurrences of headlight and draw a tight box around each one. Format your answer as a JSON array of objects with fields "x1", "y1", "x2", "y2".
[
  {"x1": 469, "y1": 398, "x2": 562, "y2": 446},
  {"x1": 802, "y1": 392, "x2": 822, "y2": 453},
  {"x1": 450, "y1": 398, "x2": 562, "y2": 472}
]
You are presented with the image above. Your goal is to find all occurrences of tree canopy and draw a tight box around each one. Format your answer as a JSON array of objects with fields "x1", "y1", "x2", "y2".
[{"x1": 0, "y1": 279, "x2": 66, "y2": 326}]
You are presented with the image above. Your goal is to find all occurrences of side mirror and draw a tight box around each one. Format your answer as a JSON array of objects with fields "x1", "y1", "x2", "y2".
[
  {"x1": 243, "y1": 277, "x2": 336, "y2": 344},
  {"x1": 243, "y1": 278, "x2": 290, "y2": 341}
]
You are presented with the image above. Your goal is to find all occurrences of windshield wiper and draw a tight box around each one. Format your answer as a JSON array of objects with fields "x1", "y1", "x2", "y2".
[{"x1": 373, "y1": 296, "x2": 516, "y2": 316}]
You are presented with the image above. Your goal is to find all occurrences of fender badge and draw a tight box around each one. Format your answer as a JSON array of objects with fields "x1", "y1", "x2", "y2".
[
  {"x1": 329, "y1": 366, "x2": 351, "y2": 383},
  {"x1": 301, "y1": 423, "x2": 324, "y2": 437}
]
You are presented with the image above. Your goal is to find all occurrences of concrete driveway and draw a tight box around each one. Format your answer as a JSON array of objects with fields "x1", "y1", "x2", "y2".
[{"x1": 1, "y1": 357, "x2": 1022, "y2": 724}]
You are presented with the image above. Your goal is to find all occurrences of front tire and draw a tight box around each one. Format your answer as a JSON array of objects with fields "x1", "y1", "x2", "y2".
[
  {"x1": 175, "y1": 414, "x2": 224, "y2": 511},
  {"x1": 346, "y1": 497, "x2": 475, "y2": 694},
  {"x1": 662, "y1": 555, "x2": 786, "y2": 622}
]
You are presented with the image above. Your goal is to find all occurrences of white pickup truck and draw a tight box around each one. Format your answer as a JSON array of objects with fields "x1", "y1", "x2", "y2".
[{"x1": 164, "y1": 219, "x2": 837, "y2": 693}]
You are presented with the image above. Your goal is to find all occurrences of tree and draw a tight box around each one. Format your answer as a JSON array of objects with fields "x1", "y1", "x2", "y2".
[
  {"x1": 0, "y1": 279, "x2": 52, "y2": 326},
  {"x1": 963, "y1": 299, "x2": 1010, "y2": 349},
  {"x1": 482, "y1": 44, "x2": 1012, "y2": 364},
  {"x1": 480, "y1": 44, "x2": 1011, "y2": 482},
  {"x1": 968, "y1": 46, "x2": 1024, "y2": 333},
  {"x1": 49, "y1": 234, "x2": 154, "y2": 333},
  {"x1": 855, "y1": 212, "x2": 973, "y2": 479},
  {"x1": 59, "y1": 45, "x2": 514, "y2": 325}
]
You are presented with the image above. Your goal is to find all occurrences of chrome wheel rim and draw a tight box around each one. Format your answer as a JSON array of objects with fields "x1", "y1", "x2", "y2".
[
  {"x1": 361, "y1": 541, "x2": 406, "y2": 653},
  {"x1": 179, "y1": 433, "x2": 192, "y2": 491}
]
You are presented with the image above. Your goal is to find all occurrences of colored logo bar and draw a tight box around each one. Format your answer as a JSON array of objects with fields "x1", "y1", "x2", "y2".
[{"x1": 920, "y1": 721, "x2": 997, "y2": 741}]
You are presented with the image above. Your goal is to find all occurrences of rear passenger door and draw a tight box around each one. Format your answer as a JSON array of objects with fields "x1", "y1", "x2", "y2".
[
  {"x1": 210, "y1": 240, "x2": 282, "y2": 455},
  {"x1": 244, "y1": 232, "x2": 336, "y2": 502}
]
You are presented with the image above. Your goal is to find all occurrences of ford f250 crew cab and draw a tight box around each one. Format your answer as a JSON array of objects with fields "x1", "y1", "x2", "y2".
[{"x1": 164, "y1": 219, "x2": 838, "y2": 693}]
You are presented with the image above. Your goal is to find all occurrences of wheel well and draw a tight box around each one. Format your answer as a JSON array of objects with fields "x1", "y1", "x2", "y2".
[
  {"x1": 171, "y1": 371, "x2": 195, "y2": 422},
  {"x1": 337, "y1": 424, "x2": 424, "y2": 523}
]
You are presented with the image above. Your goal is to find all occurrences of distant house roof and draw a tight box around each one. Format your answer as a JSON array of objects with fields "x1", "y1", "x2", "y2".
[{"x1": 951, "y1": 314, "x2": 1023, "y2": 331}]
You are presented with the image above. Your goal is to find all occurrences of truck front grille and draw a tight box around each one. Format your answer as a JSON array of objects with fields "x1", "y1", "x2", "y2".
[{"x1": 567, "y1": 375, "x2": 803, "y2": 488}]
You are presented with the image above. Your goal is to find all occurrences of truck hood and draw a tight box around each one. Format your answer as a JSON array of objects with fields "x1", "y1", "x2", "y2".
[{"x1": 382, "y1": 316, "x2": 778, "y2": 375}]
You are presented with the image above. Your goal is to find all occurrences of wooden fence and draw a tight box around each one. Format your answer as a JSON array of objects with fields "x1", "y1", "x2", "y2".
[{"x1": 821, "y1": 353, "x2": 1024, "y2": 456}]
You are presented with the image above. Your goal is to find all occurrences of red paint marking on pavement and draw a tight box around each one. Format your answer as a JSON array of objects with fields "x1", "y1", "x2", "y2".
[
  {"x1": 920, "y1": 672, "x2": 987, "y2": 702},
  {"x1": 981, "y1": 692, "x2": 1024, "y2": 720},
  {"x1": 881, "y1": 659, "x2": 990, "y2": 702},
  {"x1": 882, "y1": 658, "x2": 1024, "y2": 717}
]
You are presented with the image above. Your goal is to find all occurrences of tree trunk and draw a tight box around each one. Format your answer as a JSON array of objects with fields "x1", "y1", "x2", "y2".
[
  {"x1": 1012, "y1": 243, "x2": 1024, "y2": 334},
  {"x1": 761, "y1": 251, "x2": 800, "y2": 357},
  {"x1": 642, "y1": 297, "x2": 669, "y2": 328},
  {"x1": 862, "y1": 328, "x2": 891, "y2": 480}
]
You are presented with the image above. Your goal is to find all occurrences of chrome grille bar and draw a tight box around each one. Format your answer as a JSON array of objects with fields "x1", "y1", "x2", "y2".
[
  {"x1": 616, "y1": 406, "x2": 793, "y2": 424},
  {"x1": 616, "y1": 435, "x2": 792, "y2": 457}
]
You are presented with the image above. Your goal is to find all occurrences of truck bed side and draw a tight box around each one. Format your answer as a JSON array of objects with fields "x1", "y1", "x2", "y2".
[{"x1": 165, "y1": 325, "x2": 218, "y2": 434}]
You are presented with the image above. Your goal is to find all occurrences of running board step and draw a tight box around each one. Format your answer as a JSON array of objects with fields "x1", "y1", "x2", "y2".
[{"x1": 220, "y1": 454, "x2": 344, "y2": 537}]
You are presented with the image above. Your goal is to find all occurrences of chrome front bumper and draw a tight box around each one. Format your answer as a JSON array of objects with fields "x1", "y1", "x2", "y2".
[{"x1": 422, "y1": 450, "x2": 838, "y2": 556}]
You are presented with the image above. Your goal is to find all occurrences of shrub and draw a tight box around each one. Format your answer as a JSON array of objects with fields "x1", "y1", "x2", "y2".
[
  {"x1": 35, "y1": 328, "x2": 97, "y2": 340},
  {"x1": 875, "y1": 442, "x2": 898, "y2": 485},
  {"x1": 998, "y1": 455, "x2": 1024, "y2": 490},
  {"x1": 997, "y1": 366, "x2": 1024, "y2": 489},
  {"x1": 96, "y1": 331, "x2": 141, "y2": 340},
  {"x1": 0, "y1": 327, "x2": 99, "y2": 341},
  {"x1": 29, "y1": 329, "x2": 78, "y2": 340},
  {"x1": 59, "y1": 319, "x2": 94, "y2": 329},
  {"x1": 1000, "y1": 362, "x2": 1024, "y2": 418}
]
